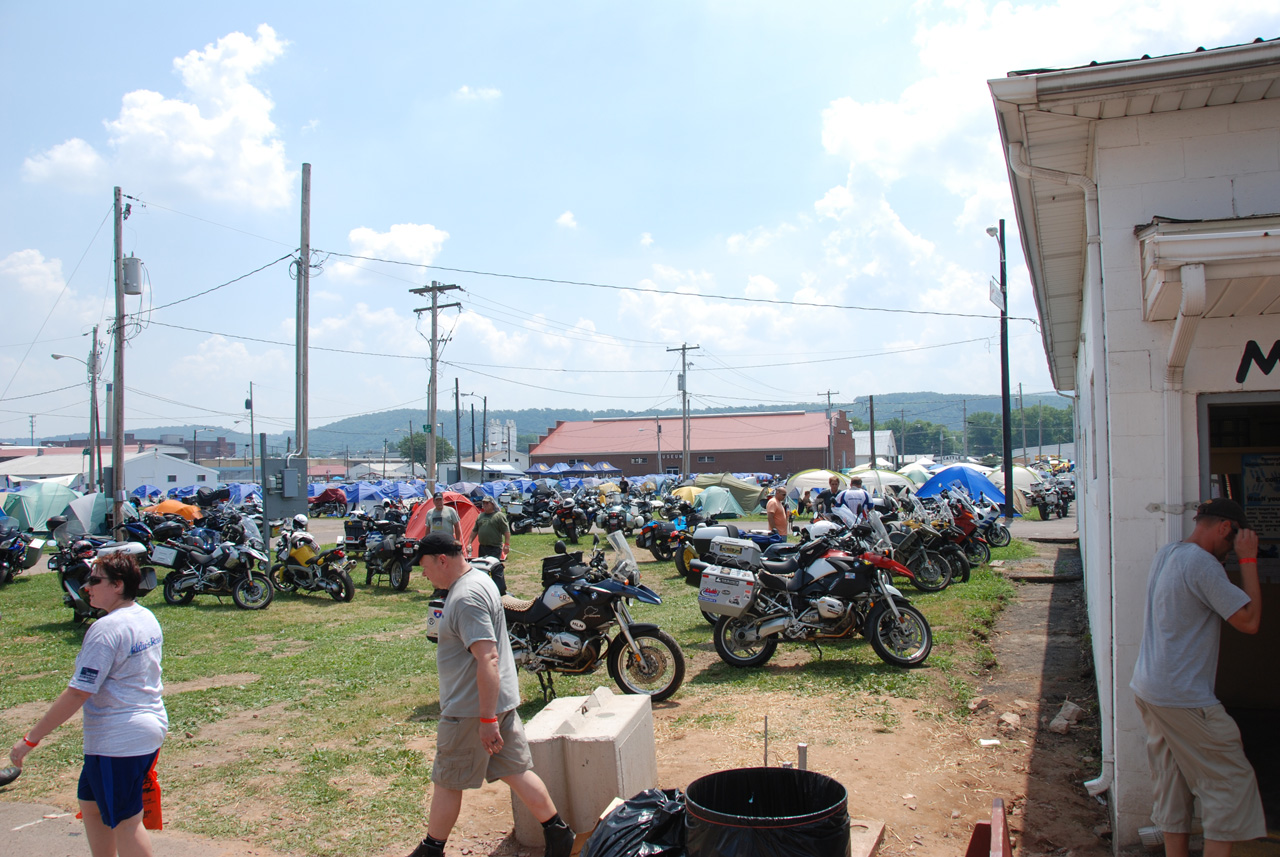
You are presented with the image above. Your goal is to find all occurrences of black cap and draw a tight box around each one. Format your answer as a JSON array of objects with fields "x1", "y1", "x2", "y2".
[
  {"x1": 482, "y1": 496, "x2": 497, "y2": 506},
  {"x1": 412, "y1": 533, "x2": 463, "y2": 562},
  {"x1": 1195, "y1": 498, "x2": 1249, "y2": 528},
  {"x1": 433, "y1": 491, "x2": 444, "y2": 500}
]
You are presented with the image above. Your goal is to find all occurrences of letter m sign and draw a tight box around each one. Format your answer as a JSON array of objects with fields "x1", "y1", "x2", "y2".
[{"x1": 1236, "y1": 340, "x2": 1280, "y2": 383}]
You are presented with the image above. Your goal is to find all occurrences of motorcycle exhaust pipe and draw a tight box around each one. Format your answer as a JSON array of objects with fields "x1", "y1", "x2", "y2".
[{"x1": 756, "y1": 616, "x2": 790, "y2": 639}]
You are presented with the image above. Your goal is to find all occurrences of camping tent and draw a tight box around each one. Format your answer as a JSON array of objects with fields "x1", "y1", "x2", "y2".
[
  {"x1": 849, "y1": 469, "x2": 915, "y2": 495},
  {"x1": 226, "y1": 483, "x2": 261, "y2": 505},
  {"x1": 9, "y1": 482, "x2": 80, "y2": 532},
  {"x1": 916, "y1": 466, "x2": 1005, "y2": 504},
  {"x1": 67, "y1": 492, "x2": 111, "y2": 536},
  {"x1": 131, "y1": 484, "x2": 164, "y2": 501},
  {"x1": 987, "y1": 465, "x2": 1043, "y2": 496},
  {"x1": 671, "y1": 485, "x2": 703, "y2": 503},
  {"x1": 406, "y1": 491, "x2": 480, "y2": 552},
  {"x1": 143, "y1": 498, "x2": 204, "y2": 523},
  {"x1": 1, "y1": 491, "x2": 36, "y2": 531},
  {"x1": 691, "y1": 472, "x2": 769, "y2": 513},
  {"x1": 693, "y1": 485, "x2": 746, "y2": 518},
  {"x1": 898, "y1": 461, "x2": 935, "y2": 486},
  {"x1": 785, "y1": 469, "x2": 845, "y2": 502}
]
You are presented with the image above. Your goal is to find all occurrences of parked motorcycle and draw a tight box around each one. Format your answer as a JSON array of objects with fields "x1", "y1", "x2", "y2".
[
  {"x1": 508, "y1": 494, "x2": 554, "y2": 536},
  {"x1": 0, "y1": 515, "x2": 44, "y2": 585},
  {"x1": 271, "y1": 526, "x2": 356, "y2": 601},
  {"x1": 697, "y1": 531, "x2": 933, "y2": 668},
  {"x1": 363, "y1": 519, "x2": 413, "y2": 591},
  {"x1": 49, "y1": 520, "x2": 157, "y2": 622},
  {"x1": 600, "y1": 492, "x2": 644, "y2": 537},
  {"x1": 454, "y1": 532, "x2": 685, "y2": 701},
  {"x1": 159, "y1": 516, "x2": 274, "y2": 610},
  {"x1": 551, "y1": 496, "x2": 589, "y2": 544}
]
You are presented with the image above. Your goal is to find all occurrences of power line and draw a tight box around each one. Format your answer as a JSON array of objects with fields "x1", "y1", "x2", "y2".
[
  {"x1": 0, "y1": 383, "x2": 84, "y2": 402},
  {"x1": 135, "y1": 253, "x2": 297, "y2": 314}
]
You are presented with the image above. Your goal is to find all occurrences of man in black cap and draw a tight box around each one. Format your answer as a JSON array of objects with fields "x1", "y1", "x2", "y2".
[
  {"x1": 1130, "y1": 498, "x2": 1264, "y2": 856},
  {"x1": 426, "y1": 492, "x2": 463, "y2": 542},
  {"x1": 406, "y1": 534, "x2": 573, "y2": 857}
]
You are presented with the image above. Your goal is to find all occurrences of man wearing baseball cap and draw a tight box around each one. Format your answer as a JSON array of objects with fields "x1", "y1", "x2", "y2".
[
  {"x1": 468, "y1": 496, "x2": 510, "y2": 561},
  {"x1": 406, "y1": 535, "x2": 573, "y2": 857},
  {"x1": 426, "y1": 491, "x2": 463, "y2": 542},
  {"x1": 1130, "y1": 498, "x2": 1264, "y2": 855}
]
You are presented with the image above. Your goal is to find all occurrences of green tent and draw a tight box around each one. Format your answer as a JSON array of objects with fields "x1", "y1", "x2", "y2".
[
  {"x1": 1, "y1": 491, "x2": 37, "y2": 531},
  {"x1": 11, "y1": 481, "x2": 80, "y2": 532},
  {"x1": 693, "y1": 485, "x2": 746, "y2": 518},
  {"x1": 690, "y1": 473, "x2": 768, "y2": 513}
]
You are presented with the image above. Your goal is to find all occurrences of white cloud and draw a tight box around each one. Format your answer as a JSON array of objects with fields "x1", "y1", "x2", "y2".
[
  {"x1": 329, "y1": 222, "x2": 450, "y2": 280},
  {"x1": 640, "y1": 232, "x2": 654, "y2": 247},
  {"x1": 25, "y1": 25, "x2": 294, "y2": 209},
  {"x1": 726, "y1": 222, "x2": 797, "y2": 254},
  {"x1": 21, "y1": 139, "x2": 105, "y2": 188},
  {"x1": 0, "y1": 249, "x2": 66, "y2": 297},
  {"x1": 455, "y1": 85, "x2": 502, "y2": 101},
  {"x1": 814, "y1": 186, "x2": 855, "y2": 221},
  {"x1": 556, "y1": 211, "x2": 578, "y2": 229},
  {"x1": 744, "y1": 275, "x2": 779, "y2": 299},
  {"x1": 301, "y1": 119, "x2": 320, "y2": 134}
]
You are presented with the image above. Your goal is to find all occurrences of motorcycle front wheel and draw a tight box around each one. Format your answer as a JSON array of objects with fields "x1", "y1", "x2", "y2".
[
  {"x1": 866, "y1": 601, "x2": 932, "y2": 667},
  {"x1": 674, "y1": 542, "x2": 698, "y2": 579},
  {"x1": 607, "y1": 629, "x2": 686, "y2": 702},
  {"x1": 940, "y1": 544, "x2": 970, "y2": 583},
  {"x1": 650, "y1": 541, "x2": 673, "y2": 562},
  {"x1": 270, "y1": 563, "x2": 297, "y2": 593},
  {"x1": 162, "y1": 572, "x2": 195, "y2": 605},
  {"x1": 905, "y1": 550, "x2": 952, "y2": 592},
  {"x1": 986, "y1": 522, "x2": 1012, "y2": 548},
  {"x1": 964, "y1": 538, "x2": 991, "y2": 566},
  {"x1": 565, "y1": 524, "x2": 578, "y2": 544},
  {"x1": 389, "y1": 559, "x2": 411, "y2": 591},
  {"x1": 327, "y1": 568, "x2": 355, "y2": 602},
  {"x1": 712, "y1": 614, "x2": 778, "y2": 668},
  {"x1": 232, "y1": 574, "x2": 274, "y2": 610}
]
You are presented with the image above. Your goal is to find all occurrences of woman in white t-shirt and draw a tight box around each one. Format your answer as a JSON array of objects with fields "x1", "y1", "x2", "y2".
[{"x1": 9, "y1": 551, "x2": 168, "y2": 857}]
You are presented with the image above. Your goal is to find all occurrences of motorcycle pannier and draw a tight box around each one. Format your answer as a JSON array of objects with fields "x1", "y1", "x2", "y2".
[
  {"x1": 541, "y1": 552, "x2": 584, "y2": 587},
  {"x1": 697, "y1": 567, "x2": 755, "y2": 618}
]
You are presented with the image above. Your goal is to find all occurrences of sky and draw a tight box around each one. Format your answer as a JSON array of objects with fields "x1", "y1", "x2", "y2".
[{"x1": 3, "y1": 1, "x2": 1278, "y2": 445}]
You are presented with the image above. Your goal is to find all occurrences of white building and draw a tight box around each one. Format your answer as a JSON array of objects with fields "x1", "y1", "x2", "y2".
[
  {"x1": 0, "y1": 447, "x2": 218, "y2": 492},
  {"x1": 848, "y1": 430, "x2": 898, "y2": 467},
  {"x1": 991, "y1": 40, "x2": 1280, "y2": 849}
]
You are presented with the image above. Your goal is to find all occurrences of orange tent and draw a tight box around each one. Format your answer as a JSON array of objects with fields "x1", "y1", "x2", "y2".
[
  {"x1": 406, "y1": 492, "x2": 480, "y2": 553},
  {"x1": 143, "y1": 499, "x2": 203, "y2": 524}
]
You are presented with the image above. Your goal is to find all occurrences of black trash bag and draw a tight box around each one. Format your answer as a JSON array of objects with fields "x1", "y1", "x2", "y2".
[
  {"x1": 684, "y1": 767, "x2": 850, "y2": 857},
  {"x1": 582, "y1": 788, "x2": 687, "y2": 857}
]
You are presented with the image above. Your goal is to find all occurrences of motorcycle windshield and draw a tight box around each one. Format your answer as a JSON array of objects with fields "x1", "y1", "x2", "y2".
[
  {"x1": 240, "y1": 516, "x2": 263, "y2": 546},
  {"x1": 865, "y1": 510, "x2": 893, "y2": 549},
  {"x1": 606, "y1": 530, "x2": 640, "y2": 580},
  {"x1": 0, "y1": 515, "x2": 18, "y2": 539},
  {"x1": 54, "y1": 519, "x2": 89, "y2": 549}
]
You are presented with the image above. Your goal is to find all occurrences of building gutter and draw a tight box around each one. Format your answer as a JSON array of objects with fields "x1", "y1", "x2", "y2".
[{"x1": 1007, "y1": 141, "x2": 1114, "y2": 798}]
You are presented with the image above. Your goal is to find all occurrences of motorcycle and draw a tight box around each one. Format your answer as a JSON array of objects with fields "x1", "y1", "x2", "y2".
[
  {"x1": 48, "y1": 519, "x2": 157, "y2": 622},
  {"x1": 600, "y1": 492, "x2": 644, "y2": 537},
  {"x1": 1027, "y1": 479, "x2": 1066, "y2": 521},
  {"x1": 159, "y1": 516, "x2": 274, "y2": 610},
  {"x1": 439, "y1": 532, "x2": 685, "y2": 702},
  {"x1": 551, "y1": 497, "x2": 589, "y2": 544},
  {"x1": 363, "y1": 519, "x2": 413, "y2": 591},
  {"x1": 696, "y1": 529, "x2": 933, "y2": 668},
  {"x1": 508, "y1": 494, "x2": 554, "y2": 536},
  {"x1": 271, "y1": 527, "x2": 356, "y2": 601},
  {"x1": 0, "y1": 515, "x2": 44, "y2": 585}
]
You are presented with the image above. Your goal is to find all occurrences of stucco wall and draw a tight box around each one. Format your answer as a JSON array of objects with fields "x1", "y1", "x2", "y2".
[{"x1": 1089, "y1": 97, "x2": 1280, "y2": 844}]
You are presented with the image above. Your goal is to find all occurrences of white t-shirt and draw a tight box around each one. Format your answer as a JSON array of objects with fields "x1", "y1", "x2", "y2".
[{"x1": 69, "y1": 602, "x2": 168, "y2": 756}]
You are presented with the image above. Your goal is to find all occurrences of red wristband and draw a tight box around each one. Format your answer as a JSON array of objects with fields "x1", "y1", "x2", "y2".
[
  {"x1": 1240, "y1": 558, "x2": 1257, "y2": 564},
  {"x1": 480, "y1": 717, "x2": 498, "y2": 724},
  {"x1": 23, "y1": 735, "x2": 39, "y2": 748}
]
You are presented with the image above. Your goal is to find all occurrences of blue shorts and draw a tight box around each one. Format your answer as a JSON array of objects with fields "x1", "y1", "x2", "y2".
[{"x1": 77, "y1": 751, "x2": 158, "y2": 828}]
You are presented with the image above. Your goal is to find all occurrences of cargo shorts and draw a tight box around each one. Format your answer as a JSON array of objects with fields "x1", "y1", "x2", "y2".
[{"x1": 431, "y1": 709, "x2": 533, "y2": 790}]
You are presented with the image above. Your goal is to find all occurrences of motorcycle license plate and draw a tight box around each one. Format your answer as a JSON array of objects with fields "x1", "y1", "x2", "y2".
[{"x1": 151, "y1": 545, "x2": 178, "y2": 567}]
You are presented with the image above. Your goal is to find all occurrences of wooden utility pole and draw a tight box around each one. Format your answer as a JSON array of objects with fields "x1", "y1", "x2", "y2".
[
  {"x1": 667, "y1": 344, "x2": 698, "y2": 475},
  {"x1": 820, "y1": 390, "x2": 839, "y2": 470},
  {"x1": 111, "y1": 187, "x2": 125, "y2": 526},
  {"x1": 868, "y1": 395, "x2": 877, "y2": 469},
  {"x1": 296, "y1": 164, "x2": 311, "y2": 460},
  {"x1": 410, "y1": 281, "x2": 461, "y2": 486}
]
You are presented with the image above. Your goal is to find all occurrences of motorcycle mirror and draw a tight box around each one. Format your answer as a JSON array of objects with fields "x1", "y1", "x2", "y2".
[
  {"x1": 554, "y1": 540, "x2": 567, "y2": 555},
  {"x1": 592, "y1": 534, "x2": 600, "y2": 548}
]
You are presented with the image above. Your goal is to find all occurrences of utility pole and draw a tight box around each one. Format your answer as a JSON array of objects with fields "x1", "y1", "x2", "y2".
[
  {"x1": 407, "y1": 419, "x2": 415, "y2": 479},
  {"x1": 296, "y1": 163, "x2": 311, "y2": 462},
  {"x1": 29, "y1": 415, "x2": 34, "y2": 446},
  {"x1": 994, "y1": 219, "x2": 1014, "y2": 520},
  {"x1": 868, "y1": 395, "x2": 876, "y2": 470},
  {"x1": 900, "y1": 407, "x2": 906, "y2": 467},
  {"x1": 480, "y1": 397, "x2": 488, "y2": 485},
  {"x1": 962, "y1": 399, "x2": 968, "y2": 458},
  {"x1": 655, "y1": 415, "x2": 662, "y2": 474},
  {"x1": 410, "y1": 280, "x2": 461, "y2": 486},
  {"x1": 1037, "y1": 406, "x2": 1043, "y2": 463},
  {"x1": 111, "y1": 186, "x2": 125, "y2": 527},
  {"x1": 246, "y1": 382, "x2": 256, "y2": 487},
  {"x1": 454, "y1": 379, "x2": 462, "y2": 484},
  {"x1": 470, "y1": 405, "x2": 476, "y2": 467},
  {"x1": 667, "y1": 343, "x2": 699, "y2": 476},
  {"x1": 382, "y1": 439, "x2": 387, "y2": 479},
  {"x1": 1018, "y1": 383, "x2": 1027, "y2": 465},
  {"x1": 90, "y1": 327, "x2": 102, "y2": 493},
  {"x1": 820, "y1": 390, "x2": 838, "y2": 471}
]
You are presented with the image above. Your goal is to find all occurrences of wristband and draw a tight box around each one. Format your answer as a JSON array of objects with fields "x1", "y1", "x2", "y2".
[
  {"x1": 1240, "y1": 558, "x2": 1257, "y2": 565},
  {"x1": 480, "y1": 717, "x2": 499, "y2": 724},
  {"x1": 22, "y1": 735, "x2": 39, "y2": 748}
]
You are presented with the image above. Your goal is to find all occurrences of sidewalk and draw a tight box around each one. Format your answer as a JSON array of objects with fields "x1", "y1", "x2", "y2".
[{"x1": 1007, "y1": 507, "x2": 1078, "y2": 543}]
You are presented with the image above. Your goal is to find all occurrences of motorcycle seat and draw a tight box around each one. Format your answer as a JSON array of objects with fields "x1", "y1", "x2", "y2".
[
  {"x1": 500, "y1": 594, "x2": 538, "y2": 614},
  {"x1": 760, "y1": 556, "x2": 800, "y2": 576},
  {"x1": 188, "y1": 550, "x2": 213, "y2": 565}
]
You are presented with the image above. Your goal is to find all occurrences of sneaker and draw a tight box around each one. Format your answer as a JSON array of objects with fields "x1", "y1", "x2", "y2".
[
  {"x1": 543, "y1": 819, "x2": 575, "y2": 857},
  {"x1": 406, "y1": 838, "x2": 445, "y2": 857}
]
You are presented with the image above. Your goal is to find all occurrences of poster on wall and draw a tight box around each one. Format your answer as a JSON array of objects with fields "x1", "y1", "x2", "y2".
[{"x1": 1241, "y1": 453, "x2": 1280, "y2": 540}]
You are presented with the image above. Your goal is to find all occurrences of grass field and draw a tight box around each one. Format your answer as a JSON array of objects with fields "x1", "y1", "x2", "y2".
[{"x1": 0, "y1": 521, "x2": 1017, "y2": 856}]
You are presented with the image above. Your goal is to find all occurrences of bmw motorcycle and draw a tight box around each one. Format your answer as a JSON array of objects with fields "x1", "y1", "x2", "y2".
[
  {"x1": 363, "y1": 519, "x2": 413, "y2": 590},
  {"x1": 271, "y1": 527, "x2": 356, "y2": 602},
  {"x1": 47, "y1": 518, "x2": 157, "y2": 622},
  {"x1": 159, "y1": 515, "x2": 274, "y2": 610},
  {"x1": 0, "y1": 515, "x2": 43, "y2": 585}
]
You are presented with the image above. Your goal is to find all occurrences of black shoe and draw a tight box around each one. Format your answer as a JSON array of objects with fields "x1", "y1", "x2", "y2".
[
  {"x1": 543, "y1": 819, "x2": 575, "y2": 857},
  {"x1": 407, "y1": 838, "x2": 445, "y2": 857}
]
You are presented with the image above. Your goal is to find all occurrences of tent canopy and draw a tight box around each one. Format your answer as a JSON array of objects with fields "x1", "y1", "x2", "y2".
[
  {"x1": 693, "y1": 485, "x2": 746, "y2": 518},
  {"x1": 785, "y1": 469, "x2": 846, "y2": 501},
  {"x1": 671, "y1": 485, "x2": 703, "y2": 503},
  {"x1": 67, "y1": 492, "x2": 111, "y2": 536},
  {"x1": 916, "y1": 465, "x2": 1005, "y2": 504},
  {"x1": 12, "y1": 482, "x2": 81, "y2": 532},
  {"x1": 690, "y1": 472, "x2": 769, "y2": 513},
  {"x1": 143, "y1": 498, "x2": 203, "y2": 523},
  {"x1": 849, "y1": 469, "x2": 915, "y2": 495},
  {"x1": 406, "y1": 491, "x2": 480, "y2": 551},
  {"x1": 131, "y1": 484, "x2": 163, "y2": 500},
  {"x1": 592, "y1": 461, "x2": 622, "y2": 475}
]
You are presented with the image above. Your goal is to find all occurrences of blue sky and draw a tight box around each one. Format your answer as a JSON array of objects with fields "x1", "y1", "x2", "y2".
[{"x1": 3, "y1": 2, "x2": 1277, "y2": 442}]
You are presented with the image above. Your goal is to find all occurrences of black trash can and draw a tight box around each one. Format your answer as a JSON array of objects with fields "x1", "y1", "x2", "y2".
[{"x1": 685, "y1": 767, "x2": 850, "y2": 857}]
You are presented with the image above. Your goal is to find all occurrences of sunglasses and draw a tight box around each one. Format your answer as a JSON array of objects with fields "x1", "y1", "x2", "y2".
[{"x1": 85, "y1": 575, "x2": 111, "y2": 587}]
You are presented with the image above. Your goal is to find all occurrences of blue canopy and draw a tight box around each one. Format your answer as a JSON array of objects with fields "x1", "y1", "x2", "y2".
[
  {"x1": 226, "y1": 483, "x2": 261, "y2": 504},
  {"x1": 131, "y1": 484, "x2": 163, "y2": 500},
  {"x1": 915, "y1": 466, "x2": 1006, "y2": 504},
  {"x1": 524, "y1": 463, "x2": 552, "y2": 476},
  {"x1": 592, "y1": 461, "x2": 622, "y2": 475},
  {"x1": 507, "y1": 478, "x2": 536, "y2": 495},
  {"x1": 168, "y1": 485, "x2": 198, "y2": 499},
  {"x1": 391, "y1": 481, "x2": 425, "y2": 499},
  {"x1": 342, "y1": 481, "x2": 390, "y2": 504}
]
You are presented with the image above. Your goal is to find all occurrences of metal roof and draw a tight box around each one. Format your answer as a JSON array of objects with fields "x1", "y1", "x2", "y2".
[
  {"x1": 531, "y1": 412, "x2": 834, "y2": 457},
  {"x1": 989, "y1": 39, "x2": 1280, "y2": 390}
]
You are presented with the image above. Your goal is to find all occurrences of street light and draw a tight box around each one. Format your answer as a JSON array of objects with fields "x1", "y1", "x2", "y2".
[
  {"x1": 52, "y1": 337, "x2": 102, "y2": 493},
  {"x1": 986, "y1": 220, "x2": 1015, "y2": 521},
  {"x1": 192, "y1": 427, "x2": 213, "y2": 468}
]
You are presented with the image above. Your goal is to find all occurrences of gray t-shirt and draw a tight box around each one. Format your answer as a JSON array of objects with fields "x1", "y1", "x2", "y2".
[
  {"x1": 1131, "y1": 541, "x2": 1250, "y2": 708},
  {"x1": 426, "y1": 505, "x2": 460, "y2": 536},
  {"x1": 69, "y1": 603, "x2": 168, "y2": 756},
  {"x1": 436, "y1": 568, "x2": 520, "y2": 717}
]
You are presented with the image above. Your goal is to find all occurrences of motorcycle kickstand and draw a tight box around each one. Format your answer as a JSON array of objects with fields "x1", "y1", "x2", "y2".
[
  {"x1": 811, "y1": 640, "x2": 824, "y2": 661},
  {"x1": 536, "y1": 671, "x2": 558, "y2": 703}
]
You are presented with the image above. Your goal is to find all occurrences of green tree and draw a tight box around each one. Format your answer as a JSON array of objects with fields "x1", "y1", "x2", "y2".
[{"x1": 397, "y1": 433, "x2": 455, "y2": 466}]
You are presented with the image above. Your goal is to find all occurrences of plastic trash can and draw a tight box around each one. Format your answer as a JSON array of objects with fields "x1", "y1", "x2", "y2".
[{"x1": 685, "y1": 767, "x2": 851, "y2": 857}]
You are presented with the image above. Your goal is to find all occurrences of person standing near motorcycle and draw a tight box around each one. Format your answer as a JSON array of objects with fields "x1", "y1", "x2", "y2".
[
  {"x1": 835, "y1": 476, "x2": 874, "y2": 522},
  {"x1": 10, "y1": 551, "x2": 167, "y2": 857},
  {"x1": 468, "y1": 496, "x2": 509, "y2": 560},
  {"x1": 766, "y1": 486, "x2": 790, "y2": 539},
  {"x1": 1130, "y1": 498, "x2": 1265, "y2": 856},
  {"x1": 618, "y1": 476, "x2": 630, "y2": 495},
  {"x1": 426, "y1": 492, "x2": 463, "y2": 542},
  {"x1": 817, "y1": 475, "x2": 842, "y2": 516},
  {"x1": 407, "y1": 534, "x2": 574, "y2": 857}
]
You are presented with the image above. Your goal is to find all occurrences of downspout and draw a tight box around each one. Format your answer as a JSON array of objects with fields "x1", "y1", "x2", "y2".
[{"x1": 1008, "y1": 142, "x2": 1114, "y2": 797}]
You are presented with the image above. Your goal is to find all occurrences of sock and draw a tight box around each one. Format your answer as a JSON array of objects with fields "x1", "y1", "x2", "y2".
[
  {"x1": 541, "y1": 813, "x2": 566, "y2": 830},
  {"x1": 423, "y1": 834, "x2": 447, "y2": 848}
]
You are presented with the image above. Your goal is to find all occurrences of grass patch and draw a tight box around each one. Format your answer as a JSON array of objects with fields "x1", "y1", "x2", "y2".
[{"x1": 0, "y1": 524, "x2": 1013, "y2": 855}]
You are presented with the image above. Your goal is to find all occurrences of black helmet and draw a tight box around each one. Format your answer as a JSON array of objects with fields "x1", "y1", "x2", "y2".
[{"x1": 71, "y1": 539, "x2": 97, "y2": 560}]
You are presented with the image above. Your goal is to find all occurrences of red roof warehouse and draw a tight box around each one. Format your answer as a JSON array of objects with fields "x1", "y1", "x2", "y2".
[{"x1": 528, "y1": 411, "x2": 857, "y2": 477}]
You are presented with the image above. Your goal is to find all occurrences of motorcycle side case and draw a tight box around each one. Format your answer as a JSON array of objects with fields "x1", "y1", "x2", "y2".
[
  {"x1": 425, "y1": 597, "x2": 445, "y2": 644},
  {"x1": 697, "y1": 566, "x2": 756, "y2": 618},
  {"x1": 706, "y1": 536, "x2": 763, "y2": 568}
]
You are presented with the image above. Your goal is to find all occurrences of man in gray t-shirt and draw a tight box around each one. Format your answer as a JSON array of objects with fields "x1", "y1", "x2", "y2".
[
  {"x1": 425, "y1": 492, "x2": 463, "y2": 542},
  {"x1": 1130, "y1": 498, "x2": 1264, "y2": 854},
  {"x1": 405, "y1": 534, "x2": 572, "y2": 857}
]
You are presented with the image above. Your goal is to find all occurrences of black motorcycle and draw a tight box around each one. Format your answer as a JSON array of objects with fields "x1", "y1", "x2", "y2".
[
  {"x1": 0, "y1": 515, "x2": 43, "y2": 585},
  {"x1": 48, "y1": 518, "x2": 158, "y2": 623},
  {"x1": 363, "y1": 520, "x2": 413, "y2": 590},
  {"x1": 551, "y1": 497, "x2": 589, "y2": 544},
  {"x1": 159, "y1": 516, "x2": 274, "y2": 610}
]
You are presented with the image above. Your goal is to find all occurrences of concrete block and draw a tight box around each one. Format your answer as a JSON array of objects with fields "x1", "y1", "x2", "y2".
[
  {"x1": 1140, "y1": 177, "x2": 1234, "y2": 221},
  {"x1": 1137, "y1": 105, "x2": 1231, "y2": 143},
  {"x1": 1105, "y1": 350, "x2": 1155, "y2": 395},
  {"x1": 1108, "y1": 391, "x2": 1163, "y2": 436},
  {"x1": 1232, "y1": 170, "x2": 1280, "y2": 219},
  {"x1": 1228, "y1": 97, "x2": 1280, "y2": 132},
  {"x1": 1184, "y1": 129, "x2": 1280, "y2": 179},
  {"x1": 513, "y1": 686, "x2": 657, "y2": 846},
  {"x1": 1098, "y1": 183, "x2": 1147, "y2": 232},
  {"x1": 1096, "y1": 116, "x2": 1140, "y2": 150},
  {"x1": 1097, "y1": 140, "x2": 1185, "y2": 186}
]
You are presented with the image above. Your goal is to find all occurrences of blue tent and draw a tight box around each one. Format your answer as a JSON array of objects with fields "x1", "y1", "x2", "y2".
[
  {"x1": 131, "y1": 484, "x2": 163, "y2": 501},
  {"x1": 592, "y1": 461, "x2": 622, "y2": 475},
  {"x1": 508, "y1": 478, "x2": 536, "y2": 495},
  {"x1": 524, "y1": 463, "x2": 552, "y2": 476},
  {"x1": 547, "y1": 462, "x2": 572, "y2": 474},
  {"x1": 391, "y1": 481, "x2": 425, "y2": 499},
  {"x1": 168, "y1": 485, "x2": 198, "y2": 499},
  {"x1": 342, "y1": 481, "x2": 389, "y2": 504},
  {"x1": 226, "y1": 483, "x2": 261, "y2": 505},
  {"x1": 916, "y1": 466, "x2": 1006, "y2": 504}
]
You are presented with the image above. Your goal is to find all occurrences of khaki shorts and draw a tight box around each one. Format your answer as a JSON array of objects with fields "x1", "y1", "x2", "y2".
[
  {"x1": 1135, "y1": 697, "x2": 1266, "y2": 842},
  {"x1": 431, "y1": 710, "x2": 533, "y2": 790}
]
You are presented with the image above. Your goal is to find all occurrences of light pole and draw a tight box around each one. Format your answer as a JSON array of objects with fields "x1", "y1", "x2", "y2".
[
  {"x1": 192, "y1": 427, "x2": 213, "y2": 468},
  {"x1": 52, "y1": 335, "x2": 102, "y2": 493},
  {"x1": 986, "y1": 220, "x2": 1015, "y2": 521}
]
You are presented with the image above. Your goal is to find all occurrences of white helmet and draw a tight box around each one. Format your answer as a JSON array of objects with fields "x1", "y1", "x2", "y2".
[
  {"x1": 382, "y1": 499, "x2": 393, "y2": 507},
  {"x1": 292, "y1": 513, "x2": 309, "y2": 530}
]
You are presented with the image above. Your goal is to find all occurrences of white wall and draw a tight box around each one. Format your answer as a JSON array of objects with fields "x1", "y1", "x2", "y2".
[
  {"x1": 1090, "y1": 97, "x2": 1280, "y2": 844},
  {"x1": 124, "y1": 450, "x2": 219, "y2": 492}
]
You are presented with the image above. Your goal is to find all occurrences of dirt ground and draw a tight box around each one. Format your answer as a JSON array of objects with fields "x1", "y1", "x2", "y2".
[{"x1": 394, "y1": 536, "x2": 1111, "y2": 857}]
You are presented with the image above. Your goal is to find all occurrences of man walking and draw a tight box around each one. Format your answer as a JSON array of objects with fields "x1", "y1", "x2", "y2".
[
  {"x1": 1130, "y1": 498, "x2": 1264, "y2": 857},
  {"x1": 469, "y1": 496, "x2": 510, "y2": 560},
  {"x1": 426, "y1": 492, "x2": 463, "y2": 542},
  {"x1": 407, "y1": 534, "x2": 574, "y2": 857},
  {"x1": 766, "y1": 486, "x2": 789, "y2": 539}
]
